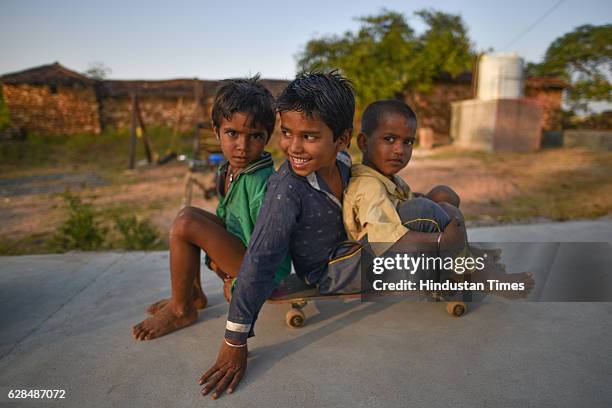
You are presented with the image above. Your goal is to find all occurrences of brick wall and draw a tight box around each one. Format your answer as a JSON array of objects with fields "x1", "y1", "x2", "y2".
[
  {"x1": 1, "y1": 77, "x2": 564, "y2": 140},
  {"x1": 2, "y1": 83, "x2": 100, "y2": 135},
  {"x1": 404, "y1": 83, "x2": 473, "y2": 146},
  {"x1": 100, "y1": 96, "x2": 204, "y2": 132},
  {"x1": 525, "y1": 86, "x2": 563, "y2": 131}
]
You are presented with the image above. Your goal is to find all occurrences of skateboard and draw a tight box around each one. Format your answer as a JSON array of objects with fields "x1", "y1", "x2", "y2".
[{"x1": 267, "y1": 274, "x2": 467, "y2": 328}]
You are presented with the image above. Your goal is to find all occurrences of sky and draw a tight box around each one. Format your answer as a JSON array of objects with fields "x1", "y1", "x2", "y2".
[{"x1": 0, "y1": 0, "x2": 610, "y2": 80}]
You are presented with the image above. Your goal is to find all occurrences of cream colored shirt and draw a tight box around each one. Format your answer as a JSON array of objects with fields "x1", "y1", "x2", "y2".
[{"x1": 343, "y1": 164, "x2": 413, "y2": 255}]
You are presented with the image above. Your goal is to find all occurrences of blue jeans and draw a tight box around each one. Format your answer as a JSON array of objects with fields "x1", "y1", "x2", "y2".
[{"x1": 397, "y1": 197, "x2": 451, "y2": 233}]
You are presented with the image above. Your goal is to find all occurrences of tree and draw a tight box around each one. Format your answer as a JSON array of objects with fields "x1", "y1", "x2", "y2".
[
  {"x1": 85, "y1": 61, "x2": 112, "y2": 80},
  {"x1": 297, "y1": 9, "x2": 474, "y2": 109},
  {"x1": 410, "y1": 10, "x2": 474, "y2": 92},
  {"x1": 527, "y1": 24, "x2": 611, "y2": 112}
]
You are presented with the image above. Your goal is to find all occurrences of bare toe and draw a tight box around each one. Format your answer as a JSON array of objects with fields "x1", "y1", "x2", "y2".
[{"x1": 132, "y1": 323, "x2": 144, "y2": 339}]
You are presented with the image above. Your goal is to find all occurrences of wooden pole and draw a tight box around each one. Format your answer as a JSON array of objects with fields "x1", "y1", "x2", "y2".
[
  {"x1": 129, "y1": 93, "x2": 137, "y2": 169},
  {"x1": 472, "y1": 53, "x2": 481, "y2": 99},
  {"x1": 134, "y1": 95, "x2": 153, "y2": 164}
]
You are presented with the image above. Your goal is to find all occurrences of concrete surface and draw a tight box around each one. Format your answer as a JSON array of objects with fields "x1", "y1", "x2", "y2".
[{"x1": 1, "y1": 221, "x2": 611, "y2": 407}]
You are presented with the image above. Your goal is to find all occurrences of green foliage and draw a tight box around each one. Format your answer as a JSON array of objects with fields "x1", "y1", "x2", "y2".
[
  {"x1": 297, "y1": 8, "x2": 474, "y2": 109},
  {"x1": 49, "y1": 191, "x2": 107, "y2": 251},
  {"x1": 113, "y1": 215, "x2": 160, "y2": 250},
  {"x1": 527, "y1": 24, "x2": 612, "y2": 111},
  {"x1": 0, "y1": 86, "x2": 11, "y2": 132},
  {"x1": 47, "y1": 191, "x2": 161, "y2": 252},
  {"x1": 410, "y1": 10, "x2": 474, "y2": 92}
]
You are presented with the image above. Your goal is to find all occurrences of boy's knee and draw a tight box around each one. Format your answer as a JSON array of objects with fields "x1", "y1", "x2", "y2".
[
  {"x1": 170, "y1": 206, "x2": 198, "y2": 239},
  {"x1": 427, "y1": 185, "x2": 460, "y2": 207},
  {"x1": 399, "y1": 197, "x2": 440, "y2": 218},
  {"x1": 437, "y1": 201, "x2": 464, "y2": 223},
  {"x1": 398, "y1": 197, "x2": 451, "y2": 233}
]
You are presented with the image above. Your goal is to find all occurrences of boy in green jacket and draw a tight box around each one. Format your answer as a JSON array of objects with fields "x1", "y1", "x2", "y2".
[{"x1": 132, "y1": 76, "x2": 290, "y2": 341}]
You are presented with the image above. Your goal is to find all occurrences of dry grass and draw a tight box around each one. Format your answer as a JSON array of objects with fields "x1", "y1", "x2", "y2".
[
  {"x1": 1, "y1": 144, "x2": 611, "y2": 255},
  {"x1": 401, "y1": 146, "x2": 612, "y2": 223}
]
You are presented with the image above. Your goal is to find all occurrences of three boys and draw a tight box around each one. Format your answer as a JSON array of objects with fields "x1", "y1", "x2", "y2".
[
  {"x1": 133, "y1": 70, "x2": 518, "y2": 398},
  {"x1": 198, "y1": 73, "x2": 468, "y2": 398}
]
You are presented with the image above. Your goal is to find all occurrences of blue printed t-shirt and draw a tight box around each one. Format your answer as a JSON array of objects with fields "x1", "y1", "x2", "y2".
[{"x1": 225, "y1": 151, "x2": 352, "y2": 342}]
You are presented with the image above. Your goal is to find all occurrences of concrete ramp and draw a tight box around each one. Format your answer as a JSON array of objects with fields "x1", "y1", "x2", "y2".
[{"x1": 1, "y1": 221, "x2": 611, "y2": 407}]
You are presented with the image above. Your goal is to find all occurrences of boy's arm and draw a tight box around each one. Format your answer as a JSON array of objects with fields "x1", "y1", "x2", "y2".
[
  {"x1": 200, "y1": 180, "x2": 300, "y2": 398},
  {"x1": 225, "y1": 180, "x2": 300, "y2": 343},
  {"x1": 356, "y1": 183, "x2": 409, "y2": 255},
  {"x1": 392, "y1": 211, "x2": 465, "y2": 257},
  {"x1": 357, "y1": 183, "x2": 464, "y2": 255}
]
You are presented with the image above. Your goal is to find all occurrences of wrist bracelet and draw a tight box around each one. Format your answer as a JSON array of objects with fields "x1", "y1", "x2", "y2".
[{"x1": 224, "y1": 338, "x2": 247, "y2": 348}]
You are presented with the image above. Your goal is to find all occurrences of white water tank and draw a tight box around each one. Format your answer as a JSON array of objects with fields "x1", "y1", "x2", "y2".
[{"x1": 477, "y1": 53, "x2": 524, "y2": 100}]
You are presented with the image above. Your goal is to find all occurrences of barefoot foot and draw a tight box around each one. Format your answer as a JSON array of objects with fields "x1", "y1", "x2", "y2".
[
  {"x1": 146, "y1": 293, "x2": 208, "y2": 315},
  {"x1": 132, "y1": 303, "x2": 197, "y2": 341},
  {"x1": 146, "y1": 298, "x2": 170, "y2": 315}
]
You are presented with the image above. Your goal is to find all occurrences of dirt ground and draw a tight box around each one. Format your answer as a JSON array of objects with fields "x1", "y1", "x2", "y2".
[{"x1": 1, "y1": 146, "x2": 611, "y2": 254}]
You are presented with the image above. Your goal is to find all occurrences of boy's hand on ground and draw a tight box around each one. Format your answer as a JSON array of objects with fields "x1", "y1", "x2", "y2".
[{"x1": 199, "y1": 340, "x2": 247, "y2": 399}]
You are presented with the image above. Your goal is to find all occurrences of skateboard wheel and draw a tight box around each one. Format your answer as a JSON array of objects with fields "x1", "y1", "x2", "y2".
[
  {"x1": 286, "y1": 308, "x2": 306, "y2": 328},
  {"x1": 446, "y1": 301, "x2": 466, "y2": 317}
]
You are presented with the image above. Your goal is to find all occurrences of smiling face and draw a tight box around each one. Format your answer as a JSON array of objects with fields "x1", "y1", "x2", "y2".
[
  {"x1": 358, "y1": 112, "x2": 416, "y2": 178},
  {"x1": 279, "y1": 110, "x2": 348, "y2": 177},
  {"x1": 214, "y1": 112, "x2": 268, "y2": 169}
]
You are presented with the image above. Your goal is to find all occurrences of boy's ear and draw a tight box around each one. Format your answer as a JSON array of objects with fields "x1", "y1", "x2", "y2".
[
  {"x1": 357, "y1": 133, "x2": 368, "y2": 153},
  {"x1": 336, "y1": 128, "x2": 352, "y2": 151},
  {"x1": 213, "y1": 126, "x2": 220, "y2": 140}
]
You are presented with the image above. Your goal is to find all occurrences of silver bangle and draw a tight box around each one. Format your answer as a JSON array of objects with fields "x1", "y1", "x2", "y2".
[{"x1": 224, "y1": 338, "x2": 247, "y2": 348}]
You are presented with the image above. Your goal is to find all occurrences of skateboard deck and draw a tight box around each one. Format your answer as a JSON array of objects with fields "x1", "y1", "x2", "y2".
[
  {"x1": 267, "y1": 274, "x2": 467, "y2": 328},
  {"x1": 267, "y1": 274, "x2": 361, "y2": 304}
]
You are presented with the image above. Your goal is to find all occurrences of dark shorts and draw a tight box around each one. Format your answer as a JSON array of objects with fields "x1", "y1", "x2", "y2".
[{"x1": 318, "y1": 197, "x2": 452, "y2": 294}]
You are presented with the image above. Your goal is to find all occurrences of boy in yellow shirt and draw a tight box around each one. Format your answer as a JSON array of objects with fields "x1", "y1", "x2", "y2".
[
  {"x1": 344, "y1": 99, "x2": 464, "y2": 256},
  {"x1": 344, "y1": 99, "x2": 533, "y2": 295}
]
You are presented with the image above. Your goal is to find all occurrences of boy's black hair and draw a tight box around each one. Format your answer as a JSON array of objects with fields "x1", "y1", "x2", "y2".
[
  {"x1": 361, "y1": 99, "x2": 417, "y2": 136},
  {"x1": 212, "y1": 74, "x2": 276, "y2": 138},
  {"x1": 276, "y1": 71, "x2": 355, "y2": 141}
]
